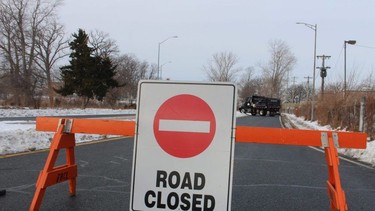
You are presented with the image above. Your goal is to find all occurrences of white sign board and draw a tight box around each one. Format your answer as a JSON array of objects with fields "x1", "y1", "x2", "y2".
[{"x1": 130, "y1": 80, "x2": 237, "y2": 211}]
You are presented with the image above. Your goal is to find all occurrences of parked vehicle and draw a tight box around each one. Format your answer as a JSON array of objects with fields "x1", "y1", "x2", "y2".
[
  {"x1": 266, "y1": 97, "x2": 281, "y2": 116},
  {"x1": 239, "y1": 95, "x2": 281, "y2": 116}
]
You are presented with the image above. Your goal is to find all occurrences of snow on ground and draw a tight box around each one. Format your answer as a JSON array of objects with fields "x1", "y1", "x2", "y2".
[
  {"x1": 0, "y1": 108, "x2": 136, "y2": 155},
  {"x1": 0, "y1": 108, "x2": 373, "y2": 167},
  {"x1": 0, "y1": 108, "x2": 133, "y2": 117},
  {"x1": 283, "y1": 113, "x2": 375, "y2": 167}
]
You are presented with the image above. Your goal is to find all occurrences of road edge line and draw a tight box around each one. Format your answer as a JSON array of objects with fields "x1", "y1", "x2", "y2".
[{"x1": 280, "y1": 113, "x2": 374, "y2": 170}]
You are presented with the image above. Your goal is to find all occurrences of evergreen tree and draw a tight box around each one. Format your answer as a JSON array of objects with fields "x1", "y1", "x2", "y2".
[{"x1": 56, "y1": 29, "x2": 118, "y2": 108}]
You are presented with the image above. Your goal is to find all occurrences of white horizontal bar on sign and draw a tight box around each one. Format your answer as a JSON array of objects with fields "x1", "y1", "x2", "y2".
[{"x1": 159, "y1": 119, "x2": 210, "y2": 133}]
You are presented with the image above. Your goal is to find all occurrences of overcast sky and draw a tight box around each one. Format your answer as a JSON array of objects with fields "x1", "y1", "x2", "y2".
[{"x1": 58, "y1": 0, "x2": 375, "y2": 87}]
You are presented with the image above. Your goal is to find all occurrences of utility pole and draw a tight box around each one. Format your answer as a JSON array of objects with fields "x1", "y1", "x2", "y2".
[
  {"x1": 296, "y1": 22, "x2": 317, "y2": 120},
  {"x1": 304, "y1": 76, "x2": 312, "y2": 103},
  {"x1": 291, "y1": 76, "x2": 297, "y2": 103},
  {"x1": 317, "y1": 55, "x2": 331, "y2": 99},
  {"x1": 292, "y1": 76, "x2": 297, "y2": 86}
]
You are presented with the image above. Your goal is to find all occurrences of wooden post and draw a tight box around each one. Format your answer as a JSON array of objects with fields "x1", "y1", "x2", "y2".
[{"x1": 359, "y1": 96, "x2": 366, "y2": 132}]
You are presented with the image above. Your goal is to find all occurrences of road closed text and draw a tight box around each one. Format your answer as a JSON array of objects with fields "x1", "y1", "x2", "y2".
[{"x1": 144, "y1": 170, "x2": 215, "y2": 210}]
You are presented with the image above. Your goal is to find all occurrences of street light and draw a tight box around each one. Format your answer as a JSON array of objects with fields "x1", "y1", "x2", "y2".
[
  {"x1": 160, "y1": 61, "x2": 172, "y2": 80},
  {"x1": 157, "y1": 36, "x2": 178, "y2": 79},
  {"x1": 296, "y1": 22, "x2": 317, "y2": 121},
  {"x1": 344, "y1": 40, "x2": 356, "y2": 97}
]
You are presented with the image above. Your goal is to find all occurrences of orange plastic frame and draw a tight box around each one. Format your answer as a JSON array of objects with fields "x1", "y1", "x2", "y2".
[{"x1": 29, "y1": 117, "x2": 367, "y2": 211}]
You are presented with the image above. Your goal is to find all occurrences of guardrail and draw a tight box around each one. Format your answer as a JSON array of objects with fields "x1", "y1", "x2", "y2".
[{"x1": 29, "y1": 117, "x2": 367, "y2": 211}]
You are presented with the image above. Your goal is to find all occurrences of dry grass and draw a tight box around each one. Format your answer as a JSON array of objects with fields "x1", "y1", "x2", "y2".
[{"x1": 295, "y1": 91, "x2": 375, "y2": 139}]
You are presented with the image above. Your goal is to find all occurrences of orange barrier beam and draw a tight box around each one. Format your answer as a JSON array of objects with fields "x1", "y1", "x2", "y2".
[
  {"x1": 36, "y1": 117, "x2": 367, "y2": 149},
  {"x1": 32, "y1": 117, "x2": 367, "y2": 211},
  {"x1": 236, "y1": 126, "x2": 367, "y2": 149},
  {"x1": 36, "y1": 117, "x2": 136, "y2": 136}
]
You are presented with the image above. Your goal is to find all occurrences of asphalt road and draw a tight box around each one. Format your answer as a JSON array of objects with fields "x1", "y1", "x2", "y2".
[{"x1": 0, "y1": 115, "x2": 374, "y2": 210}]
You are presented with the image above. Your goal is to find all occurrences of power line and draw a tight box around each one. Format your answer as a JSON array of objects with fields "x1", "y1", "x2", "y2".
[
  {"x1": 332, "y1": 45, "x2": 344, "y2": 72},
  {"x1": 304, "y1": 76, "x2": 312, "y2": 102},
  {"x1": 355, "y1": 44, "x2": 375, "y2": 50}
]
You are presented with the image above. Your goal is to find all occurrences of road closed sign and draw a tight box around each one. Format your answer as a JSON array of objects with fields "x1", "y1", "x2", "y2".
[{"x1": 130, "y1": 80, "x2": 237, "y2": 211}]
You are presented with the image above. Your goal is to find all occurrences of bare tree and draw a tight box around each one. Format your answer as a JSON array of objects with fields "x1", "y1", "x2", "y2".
[
  {"x1": 89, "y1": 30, "x2": 119, "y2": 58},
  {"x1": 238, "y1": 67, "x2": 262, "y2": 100},
  {"x1": 0, "y1": 0, "x2": 62, "y2": 107},
  {"x1": 261, "y1": 40, "x2": 296, "y2": 98},
  {"x1": 204, "y1": 51, "x2": 241, "y2": 82},
  {"x1": 285, "y1": 84, "x2": 307, "y2": 103},
  {"x1": 359, "y1": 71, "x2": 375, "y2": 91},
  {"x1": 34, "y1": 20, "x2": 68, "y2": 107},
  {"x1": 108, "y1": 54, "x2": 156, "y2": 106},
  {"x1": 346, "y1": 68, "x2": 360, "y2": 94}
]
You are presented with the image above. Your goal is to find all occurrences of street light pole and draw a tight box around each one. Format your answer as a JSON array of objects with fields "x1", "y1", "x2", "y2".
[
  {"x1": 344, "y1": 40, "x2": 356, "y2": 97},
  {"x1": 297, "y1": 22, "x2": 317, "y2": 120},
  {"x1": 157, "y1": 36, "x2": 178, "y2": 79}
]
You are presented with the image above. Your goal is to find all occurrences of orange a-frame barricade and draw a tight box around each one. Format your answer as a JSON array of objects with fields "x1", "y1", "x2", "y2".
[{"x1": 30, "y1": 117, "x2": 367, "y2": 211}]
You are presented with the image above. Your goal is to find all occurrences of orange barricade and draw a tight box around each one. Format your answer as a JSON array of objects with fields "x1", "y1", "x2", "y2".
[
  {"x1": 30, "y1": 117, "x2": 367, "y2": 211},
  {"x1": 30, "y1": 119, "x2": 77, "y2": 211},
  {"x1": 236, "y1": 126, "x2": 366, "y2": 210}
]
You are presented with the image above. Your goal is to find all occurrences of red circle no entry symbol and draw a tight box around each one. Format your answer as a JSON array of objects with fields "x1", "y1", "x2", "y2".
[{"x1": 153, "y1": 94, "x2": 216, "y2": 158}]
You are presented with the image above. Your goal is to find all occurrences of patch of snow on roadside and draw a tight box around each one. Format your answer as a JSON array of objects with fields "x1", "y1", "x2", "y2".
[
  {"x1": 0, "y1": 126, "x2": 118, "y2": 155},
  {"x1": 0, "y1": 108, "x2": 135, "y2": 117},
  {"x1": 337, "y1": 142, "x2": 375, "y2": 167},
  {"x1": 283, "y1": 114, "x2": 332, "y2": 130},
  {"x1": 0, "y1": 108, "x2": 132, "y2": 155},
  {"x1": 236, "y1": 111, "x2": 248, "y2": 118},
  {"x1": 284, "y1": 113, "x2": 375, "y2": 167}
]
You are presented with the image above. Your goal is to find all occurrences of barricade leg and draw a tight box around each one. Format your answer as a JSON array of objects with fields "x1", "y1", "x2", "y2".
[
  {"x1": 30, "y1": 119, "x2": 77, "y2": 211},
  {"x1": 323, "y1": 132, "x2": 348, "y2": 211},
  {"x1": 66, "y1": 145, "x2": 76, "y2": 196}
]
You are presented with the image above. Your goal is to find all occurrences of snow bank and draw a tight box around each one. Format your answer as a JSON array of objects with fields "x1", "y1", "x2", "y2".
[
  {"x1": 283, "y1": 113, "x2": 375, "y2": 167},
  {"x1": 0, "y1": 108, "x2": 135, "y2": 156},
  {"x1": 0, "y1": 108, "x2": 135, "y2": 117}
]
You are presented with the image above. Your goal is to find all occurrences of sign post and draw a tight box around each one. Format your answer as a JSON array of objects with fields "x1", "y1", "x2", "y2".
[{"x1": 130, "y1": 80, "x2": 237, "y2": 211}]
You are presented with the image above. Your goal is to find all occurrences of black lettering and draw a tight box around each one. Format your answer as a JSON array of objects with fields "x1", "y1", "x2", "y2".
[
  {"x1": 180, "y1": 193, "x2": 191, "y2": 210},
  {"x1": 167, "y1": 192, "x2": 179, "y2": 210},
  {"x1": 157, "y1": 191, "x2": 166, "y2": 208},
  {"x1": 56, "y1": 172, "x2": 68, "y2": 183},
  {"x1": 192, "y1": 194, "x2": 202, "y2": 211},
  {"x1": 156, "y1": 170, "x2": 167, "y2": 188},
  {"x1": 181, "y1": 172, "x2": 192, "y2": 189},
  {"x1": 194, "y1": 173, "x2": 205, "y2": 190},
  {"x1": 144, "y1": 190, "x2": 156, "y2": 208},
  {"x1": 168, "y1": 171, "x2": 180, "y2": 189},
  {"x1": 204, "y1": 195, "x2": 215, "y2": 211}
]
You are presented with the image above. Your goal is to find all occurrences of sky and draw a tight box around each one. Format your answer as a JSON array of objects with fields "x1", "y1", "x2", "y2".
[{"x1": 58, "y1": 0, "x2": 375, "y2": 86}]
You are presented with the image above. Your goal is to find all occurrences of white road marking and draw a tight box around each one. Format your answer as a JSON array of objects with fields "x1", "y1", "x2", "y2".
[
  {"x1": 308, "y1": 146, "x2": 374, "y2": 170},
  {"x1": 281, "y1": 115, "x2": 374, "y2": 170}
]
